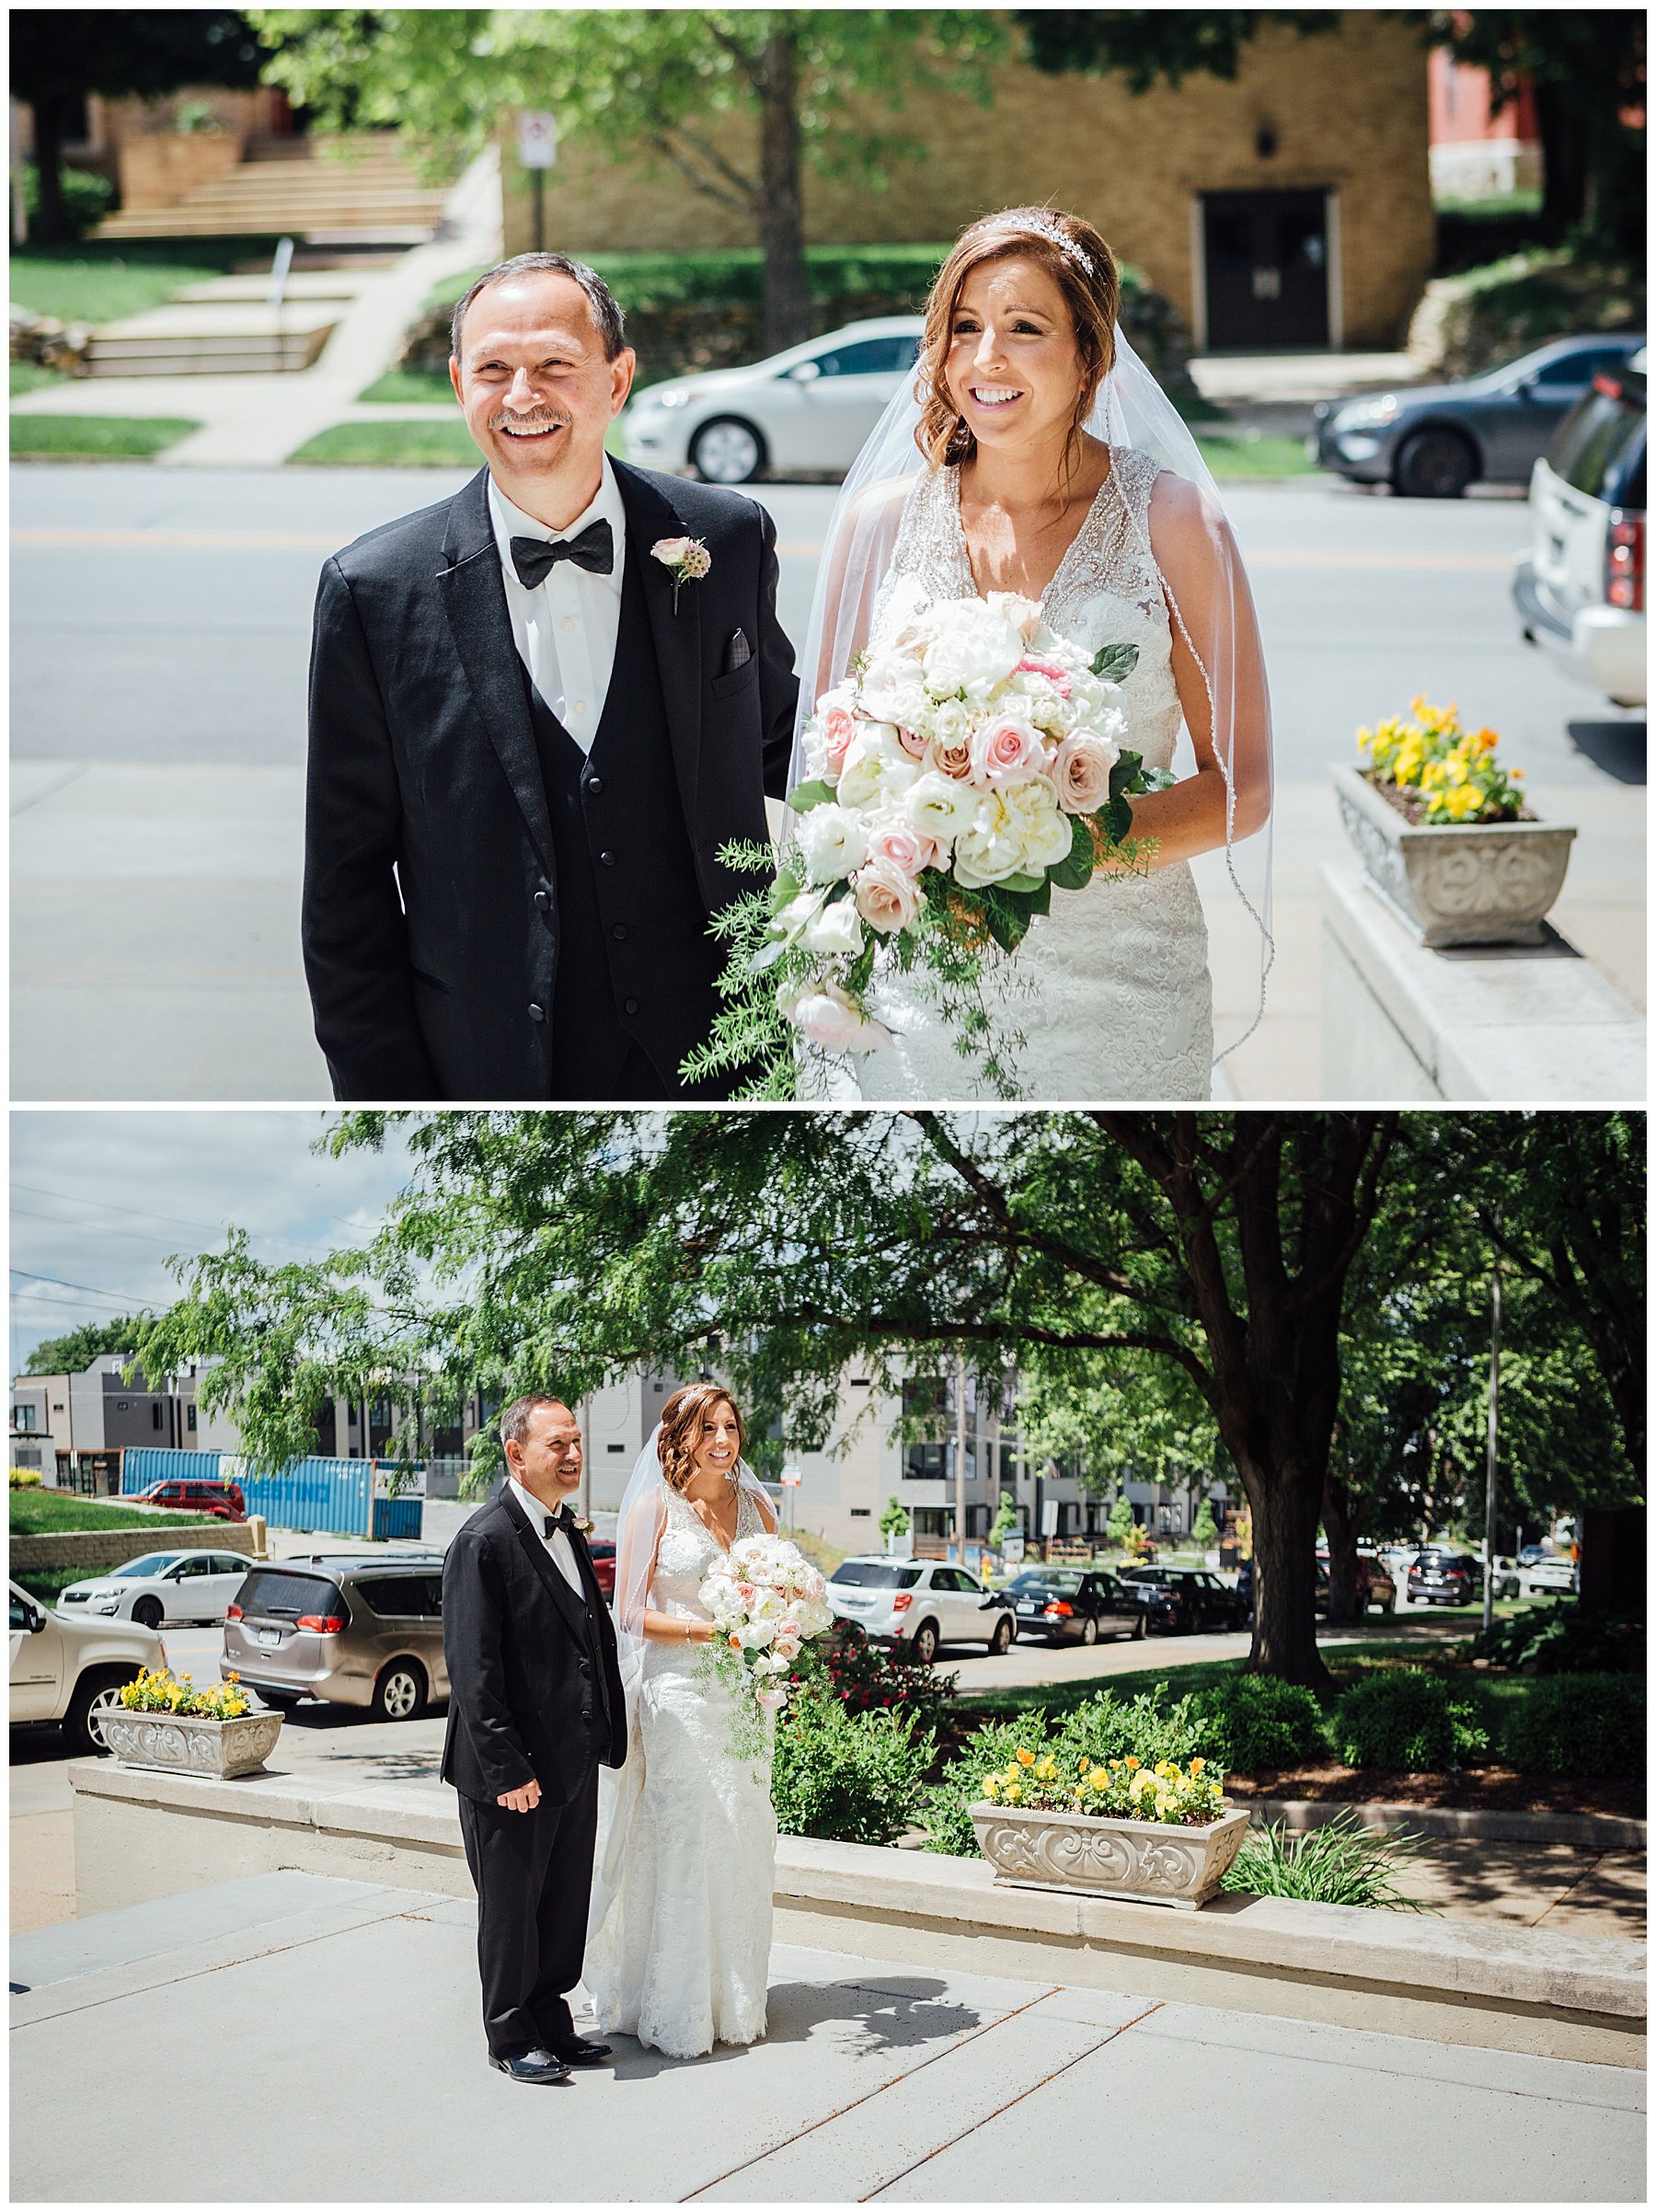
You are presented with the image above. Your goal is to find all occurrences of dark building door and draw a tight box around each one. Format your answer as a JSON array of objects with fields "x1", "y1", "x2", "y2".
[{"x1": 1202, "y1": 190, "x2": 1330, "y2": 351}]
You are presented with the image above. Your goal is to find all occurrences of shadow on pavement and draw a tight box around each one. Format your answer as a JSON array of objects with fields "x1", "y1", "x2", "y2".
[
  {"x1": 604, "y1": 1974, "x2": 978, "y2": 2080},
  {"x1": 1568, "y1": 720, "x2": 1646, "y2": 784}
]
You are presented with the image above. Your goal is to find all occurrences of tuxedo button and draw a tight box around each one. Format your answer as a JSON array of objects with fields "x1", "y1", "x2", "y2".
[
  {"x1": 599, "y1": 851, "x2": 615, "y2": 867},
  {"x1": 624, "y1": 997, "x2": 640, "y2": 1016},
  {"x1": 587, "y1": 776, "x2": 604, "y2": 795},
  {"x1": 612, "y1": 924, "x2": 627, "y2": 941},
  {"x1": 528, "y1": 1003, "x2": 546, "y2": 1022},
  {"x1": 534, "y1": 890, "x2": 550, "y2": 910}
]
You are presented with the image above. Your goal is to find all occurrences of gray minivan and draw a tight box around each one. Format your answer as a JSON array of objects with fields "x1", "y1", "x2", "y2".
[{"x1": 223, "y1": 1556, "x2": 448, "y2": 1722}]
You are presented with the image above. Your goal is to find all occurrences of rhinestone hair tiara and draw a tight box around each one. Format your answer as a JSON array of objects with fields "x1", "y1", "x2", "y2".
[{"x1": 978, "y1": 211, "x2": 1095, "y2": 278}]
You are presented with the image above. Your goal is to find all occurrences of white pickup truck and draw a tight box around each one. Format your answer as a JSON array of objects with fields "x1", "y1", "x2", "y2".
[{"x1": 9, "y1": 1580, "x2": 165, "y2": 1755}]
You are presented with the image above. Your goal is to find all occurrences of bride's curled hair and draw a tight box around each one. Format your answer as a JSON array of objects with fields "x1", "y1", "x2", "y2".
[
  {"x1": 917, "y1": 207, "x2": 1120, "y2": 475},
  {"x1": 657, "y1": 1381, "x2": 746, "y2": 1493}
]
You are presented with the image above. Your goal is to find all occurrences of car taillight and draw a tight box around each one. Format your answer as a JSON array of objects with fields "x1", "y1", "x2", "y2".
[
  {"x1": 891, "y1": 1594, "x2": 913, "y2": 1613},
  {"x1": 225, "y1": 1604, "x2": 242, "y2": 1620},
  {"x1": 295, "y1": 1614, "x2": 345, "y2": 1633},
  {"x1": 1607, "y1": 510, "x2": 1643, "y2": 611},
  {"x1": 1043, "y1": 1601, "x2": 1074, "y2": 1617}
]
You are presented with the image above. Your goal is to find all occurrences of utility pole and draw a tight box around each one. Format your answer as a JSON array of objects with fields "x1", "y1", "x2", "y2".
[
  {"x1": 579, "y1": 1389, "x2": 592, "y2": 1524},
  {"x1": 1482, "y1": 1209, "x2": 1501, "y2": 1634},
  {"x1": 953, "y1": 1354, "x2": 967, "y2": 1564}
]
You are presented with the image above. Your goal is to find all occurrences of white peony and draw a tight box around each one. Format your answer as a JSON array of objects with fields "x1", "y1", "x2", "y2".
[
  {"x1": 921, "y1": 598, "x2": 1026, "y2": 697},
  {"x1": 785, "y1": 983, "x2": 894, "y2": 1054},
  {"x1": 952, "y1": 778, "x2": 1072, "y2": 887},
  {"x1": 904, "y1": 771, "x2": 981, "y2": 847},
  {"x1": 837, "y1": 721, "x2": 922, "y2": 811},
  {"x1": 857, "y1": 650, "x2": 929, "y2": 731},
  {"x1": 794, "y1": 803, "x2": 869, "y2": 884}
]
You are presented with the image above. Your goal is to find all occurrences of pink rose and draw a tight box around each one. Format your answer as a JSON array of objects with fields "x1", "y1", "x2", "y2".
[
  {"x1": 971, "y1": 712, "x2": 1044, "y2": 787},
  {"x1": 927, "y1": 731, "x2": 975, "y2": 782},
  {"x1": 896, "y1": 724, "x2": 928, "y2": 759},
  {"x1": 788, "y1": 984, "x2": 894, "y2": 1053},
  {"x1": 822, "y1": 706, "x2": 857, "y2": 776},
  {"x1": 865, "y1": 814, "x2": 939, "y2": 879},
  {"x1": 1017, "y1": 655, "x2": 1073, "y2": 697},
  {"x1": 854, "y1": 856, "x2": 922, "y2": 936},
  {"x1": 1052, "y1": 729, "x2": 1120, "y2": 814}
]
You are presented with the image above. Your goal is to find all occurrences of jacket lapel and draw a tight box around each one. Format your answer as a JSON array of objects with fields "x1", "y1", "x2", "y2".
[
  {"x1": 613, "y1": 459, "x2": 702, "y2": 832},
  {"x1": 436, "y1": 467, "x2": 556, "y2": 875},
  {"x1": 499, "y1": 1481, "x2": 593, "y2": 1648}
]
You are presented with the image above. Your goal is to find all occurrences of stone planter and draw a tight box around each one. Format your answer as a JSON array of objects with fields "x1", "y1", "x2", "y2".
[
  {"x1": 98, "y1": 1707, "x2": 282, "y2": 1780},
  {"x1": 971, "y1": 1800, "x2": 1251, "y2": 1911},
  {"x1": 1333, "y1": 763, "x2": 1575, "y2": 949}
]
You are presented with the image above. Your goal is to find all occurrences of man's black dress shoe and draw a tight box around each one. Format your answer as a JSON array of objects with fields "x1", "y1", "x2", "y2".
[
  {"x1": 552, "y1": 2036, "x2": 614, "y2": 2066},
  {"x1": 489, "y1": 2047, "x2": 573, "y2": 2084}
]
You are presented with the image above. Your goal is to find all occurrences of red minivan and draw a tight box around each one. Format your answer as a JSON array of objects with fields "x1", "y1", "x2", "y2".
[{"x1": 132, "y1": 1478, "x2": 247, "y2": 1522}]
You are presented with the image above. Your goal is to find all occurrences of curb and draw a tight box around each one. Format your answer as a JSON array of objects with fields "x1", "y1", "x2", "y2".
[{"x1": 1246, "y1": 1796, "x2": 1646, "y2": 1850}]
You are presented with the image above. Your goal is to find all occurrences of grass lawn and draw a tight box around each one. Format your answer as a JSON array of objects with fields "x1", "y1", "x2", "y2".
[
  {"x1": 9, "y1": 1489, "x2": 215, "y2": 1538},
  {"x1": 11, "y1": 416, "x2": 200, "y2": 460},
  {"x1": 1195, "y1": 432, "x2": 1317, "y2": 479},
  {"x1": 8, "y1": 242, "x2": 285, "y2": 326},
  {"x1": 357, "y1": 368, "x2": 456, "y2": 404},
  {"x1": 10, "y1": 362, "x2": 67, "y2": 397},
  {"x1": 287, "y1": 419, "x2": 481, "y2": 467}
]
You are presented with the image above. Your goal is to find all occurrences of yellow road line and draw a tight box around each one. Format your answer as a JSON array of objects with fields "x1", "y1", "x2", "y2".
[{"x1": 1247, "y1": 549, "x2": 1512, "y2": 570}]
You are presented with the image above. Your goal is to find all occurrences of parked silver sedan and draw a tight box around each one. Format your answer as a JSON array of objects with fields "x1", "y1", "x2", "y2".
[
  {"x1": 621, "y1": 317, "x2": 923, "y2": 484},
  {"x1": 58, "y1": 1550, "x2": 250, "y2": 1631}
]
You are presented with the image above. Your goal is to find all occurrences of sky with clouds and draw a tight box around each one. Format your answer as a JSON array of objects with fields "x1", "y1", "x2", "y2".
[{"x1": 10, "y1": 1112, "x2": 418, "y2": 1378}]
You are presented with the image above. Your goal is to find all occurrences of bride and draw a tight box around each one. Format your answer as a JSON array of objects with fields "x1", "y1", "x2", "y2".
[
  {"x1": 584, "y1": 1384, "x2": 779, "y2": 2059},
  {"x1": 793, "y1": 205, "x2": 1274, "y2": 1100}
]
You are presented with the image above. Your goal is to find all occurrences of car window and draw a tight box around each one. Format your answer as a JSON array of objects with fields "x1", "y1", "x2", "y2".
[
  {"x1": 237, "y1": 1570, "x2": 347, "y2": 1619},
  {"x1": 116, "y1": 1553, "x2": 185, "y2": 1579},
  {"x1": 213, "y1": 1555, "x2": 244, "y2": 1575},
  {"x1": 831, "y1": 1561, "x2": 921, "y2": 1589},
  {"x1": 176, "y1": 1554, "x2": 212, "y2": 1577},
  {"x1": 1550, "y1": 386, "x2": 1647, "y2": 502},
  {"x1": 1534, "y1": 349, "x2": 1621, "y2": 386},
  {"x1": 809, "y1": 335, "x2": 920, "y2": 378},
  {"x1": 1031, "y1": 1571, "x2": 1083, "y2": 1594},
  {"x1": 10, "y1": 1590, "x2": 36, "y2": 1630},
  {"x1": 930, "y1": 1568, "x2": 960, "y2": 1592}
]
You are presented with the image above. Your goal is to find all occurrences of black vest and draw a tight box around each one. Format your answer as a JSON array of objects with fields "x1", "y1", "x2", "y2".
[{"x1": 524, "y1": 538, "x2": 723, "y2": 1099}]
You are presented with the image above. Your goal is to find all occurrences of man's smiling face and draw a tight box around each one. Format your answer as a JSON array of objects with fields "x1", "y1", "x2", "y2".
[{"x1": 450, "y1": 271, "x2": 634, "y2": 524}]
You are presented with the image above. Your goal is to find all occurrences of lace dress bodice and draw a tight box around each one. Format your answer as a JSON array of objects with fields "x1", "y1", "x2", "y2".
[
  {"x1": 854, "y1": 450, "x2": 1213, "y2": 1102},
  {"x1": 584, "y1": 1482, "x2": 777, "y2": 2059}
]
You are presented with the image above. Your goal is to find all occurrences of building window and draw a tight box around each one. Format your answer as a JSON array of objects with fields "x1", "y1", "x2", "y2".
[
  {"x1": 849, "y1": 1506, "x2": 871, "y2": 1517},
  {"x1": 13, "y1": 1406, "x2": 37, "y2": 1432},
  {"x1": 152, "y1": 1404, "x2": 162, "y2": 1429},
  {"x1": 115, "y1": 1400, "x2": 130, "y2": 1414},
  {"x1": 187, "y1": 1405, "x2": 197, "y2": 1432}
]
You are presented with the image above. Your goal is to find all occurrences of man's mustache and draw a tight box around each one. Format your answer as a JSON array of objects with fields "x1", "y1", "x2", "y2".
[{"x1": 489, "y1": 408, "x2": 570, "y2": 433}]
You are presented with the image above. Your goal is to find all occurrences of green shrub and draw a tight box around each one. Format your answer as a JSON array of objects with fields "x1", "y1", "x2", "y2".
[
  {"x1": 1411, "y1": 248, "x2": 1645, "y2": 380},
  {"x1": 1330, "y1": 1668, "x2": 1489, "y2": 1772},
  {"x1": 816, "y1": 1621, "x2": 957, "y2": 1729},
  {"x1": 770, "y1": 1685, "x2": 934, "y2": 1846},
  {"x1": 1222, "y1": 1814, "x2": 1434, "y2": 1911},
  {"x1": 1467, "y1": 1601, "x2": 1644, "y2": 1676},
  {"x1": 1498, "y1": 1675, "x2": 1645, "y2": 1779},
  {"x1": 920, "y1": 1713, "x2": 1049, "y2": 1857},
  {"x1": 25, "y1": 164, "x2": 116, "y2": 242},
  {"x1": 1194, "y1": 1675, "x2": 1327, "y2": 1772}
]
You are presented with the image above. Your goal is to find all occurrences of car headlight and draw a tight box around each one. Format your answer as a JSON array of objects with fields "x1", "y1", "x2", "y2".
[
  {"x1": 1337, "y1": 433, "x2": 1384, "y2": 461},
  {"x1": 1333, "y1": 394, "x2": 1401, "y2": 431},
  {"x1": 641, "y1": 387, "x2": 693, "y2": 410},
  {"x1": 92, "y1": 1599, "x2": 121, "y2": 1615}
]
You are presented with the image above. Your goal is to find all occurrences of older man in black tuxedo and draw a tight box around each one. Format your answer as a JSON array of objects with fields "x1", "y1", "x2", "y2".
[
  {"x1": 442, "y1": 1394, "x2": 627, "y2": 2083},
  {"x1": 303, "y1": 252, "x2": 798, "y2": 1100}
]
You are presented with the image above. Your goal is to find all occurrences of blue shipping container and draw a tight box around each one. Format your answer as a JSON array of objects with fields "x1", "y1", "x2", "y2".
[
  {"x1": 373, "y1": 1498, "x2": 424, "y2": 1542},
  {"x1": 242, "y1": 1456, "x2": 373, "y2": 1538},
  {"x1": 121, "y1": 1447, "x2": 223, "y2": 1493}
]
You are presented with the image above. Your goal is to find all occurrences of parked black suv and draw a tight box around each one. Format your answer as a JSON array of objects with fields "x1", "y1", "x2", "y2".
[
  {"x1": 1118, "y1": 1566, "x2": 1249, "y2": 1635},
  {"x1": 1406, "y1": 1549, "x2": 1483, "y2": 1607}
]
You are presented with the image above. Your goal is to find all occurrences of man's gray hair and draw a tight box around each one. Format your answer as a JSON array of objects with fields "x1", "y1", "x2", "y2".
[
  {"x1": 450, "y1": 253, "x2": 627, "y2": 363},
  {"x1": 500, "y1": 1392, "x2": 574, "y2": 1449}
]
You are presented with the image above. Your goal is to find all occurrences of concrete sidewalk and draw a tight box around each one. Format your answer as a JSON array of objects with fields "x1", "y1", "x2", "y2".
[{"x1": 9, "y1": 1874, "x2": 1644, "y2": 2203}]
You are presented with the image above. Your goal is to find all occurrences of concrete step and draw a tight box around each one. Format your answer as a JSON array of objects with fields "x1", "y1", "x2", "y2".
[{"x1": 95, "y1": 142, "x2": 453, "y2": 242}]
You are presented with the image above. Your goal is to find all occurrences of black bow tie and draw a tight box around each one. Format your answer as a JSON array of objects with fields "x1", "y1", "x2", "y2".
[
  {"x1": 544, "y1": 1508, "x2": 574, "y2": 1538},
  {"x1": 510, "y1": 519, "x2": 613, "y2": 590}
]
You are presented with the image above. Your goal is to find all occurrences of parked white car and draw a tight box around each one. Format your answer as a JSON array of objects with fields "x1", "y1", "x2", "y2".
[
  {"x1": 621, "y1": 317, "x2": 923, "y2": 484},
  {"x1": 1520, "y1": 1554, "x2": 1580, "y2": 1597},
  {"x1": 10, "y1": 1579, "x2": 165, "y2": 1755},
  {"x1": 57, "y1": 1549, "x2": 250, "y2": 1631},
  {"x1": 1513, "y1": 347, "x2": 1646, "y2": 706},
  {"x1": 826, "y1": 1556, "x2": 1016, "y2": 1665}
]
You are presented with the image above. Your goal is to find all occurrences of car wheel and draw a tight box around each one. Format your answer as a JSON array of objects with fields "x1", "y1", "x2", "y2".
[
  {"x1": 988, "y1": 1615, "x2": 1013, "y2": 1656},
  {"x1": 131, "y1": 1596, "x2": 164, "y2": 1631},
  {"x1": 371, "y1": 1660, "x2": 427, "y2": 1722},
  {"x1": 910, "y1": 1619, "x2": 940, "y2": 1667},
  {"x1": 63, "y1": 1667, "x2": 136, "y2": 1757},
  {"x1": 1394, "y1": 428, "x2": 1475, "y2": 499},
  {"x1": 1131, "y1": 1610, "x2": 1146, "y2": 1640},
  {"x1": 1080, "y1": 1615, "x2": 1098, "y2": 1647},
  {"x1": 258, "y1": 1688, "x2": 305, "y2": 1711},
  {"x1": 689, "y1": 417, "x2": 766, "y2": 486}
]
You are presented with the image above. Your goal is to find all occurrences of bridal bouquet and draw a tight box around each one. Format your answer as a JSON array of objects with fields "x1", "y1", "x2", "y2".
[
  {"x1": 697, "y1": 1534, "x2": 834, "y2": 1744},
  {"x1": 682, "y1": 592, "x2": 1174, "y2": 1099}
]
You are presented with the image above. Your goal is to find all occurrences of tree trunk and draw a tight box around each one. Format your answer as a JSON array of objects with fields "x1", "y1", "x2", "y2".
[
  {"x1": 1241, "y1": 1458, "x2": 1329, "y2": 1687},
  {"x1": 754, "y1": 29, "x2": 811, "y2": 354},
  {"x1": 29, "y1": 93, "x2": 72, "y2": 248},
  {"x1": 1321, "y1": 1469, "x2": 1361, "y2": 1625},
  {"x1": 1533, "y1": 79, "x2": 1588, "y2": 241}
]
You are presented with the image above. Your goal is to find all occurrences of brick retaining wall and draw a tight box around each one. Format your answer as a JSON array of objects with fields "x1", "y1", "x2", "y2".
[{"x1": 11, "y1": 1523, "x2": 262, "y2": 1574}]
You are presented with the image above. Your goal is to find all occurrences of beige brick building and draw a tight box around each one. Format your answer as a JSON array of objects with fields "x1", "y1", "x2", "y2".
[{"x1": 508, "y1": 16, "x2": 1432, "y2": 351}]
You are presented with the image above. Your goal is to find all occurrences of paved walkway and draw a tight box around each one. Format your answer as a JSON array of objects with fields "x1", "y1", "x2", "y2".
[{"x1": 9, "y1": 1874, "x2": 1643, "y2": 2202}]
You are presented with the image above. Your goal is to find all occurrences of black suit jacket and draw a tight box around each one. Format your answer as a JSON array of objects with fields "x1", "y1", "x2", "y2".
[
  {"x1": 304, "y1": 460, "x2": 798, "y2": 1100},
  {"x1": 440, "y1": 1485, "x2": 626, "y2": 1807}
]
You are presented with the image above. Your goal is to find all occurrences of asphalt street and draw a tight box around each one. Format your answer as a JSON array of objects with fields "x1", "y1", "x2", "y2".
[{"x1": 11, "y1": 463, "x2": 1644, "y2": 1098}]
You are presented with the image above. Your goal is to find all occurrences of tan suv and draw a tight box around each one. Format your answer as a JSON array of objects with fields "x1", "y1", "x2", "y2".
[
  {"x1": 223, "y1": 1555, "x2": 448, "y2": 1722},
  {"x1": 9, "y1": 1580, "x2": 165, "y2": 1754}
]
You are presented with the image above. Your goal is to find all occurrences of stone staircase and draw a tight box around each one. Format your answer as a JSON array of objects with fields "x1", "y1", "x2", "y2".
[{"x1": 94, "y1": 135, "x2": 453, "y2": 245}]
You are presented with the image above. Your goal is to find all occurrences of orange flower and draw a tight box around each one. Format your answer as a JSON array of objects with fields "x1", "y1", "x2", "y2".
[
  {"x1": 1124, "y1": 1757, "x2": 1140, "y2": 1770},
  {"x1": 1016, "y1": 1747, "x2": 1036, "y2": 1767},
  {"x1": 729, "y1": 1634, "x2": 742, "y2": 1650},
  {"x1": 1190, "y1": 1757, "x2": 1205, "y2": 1775}
]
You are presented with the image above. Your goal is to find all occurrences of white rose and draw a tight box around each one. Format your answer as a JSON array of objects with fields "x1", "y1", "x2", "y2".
[
  {"x1": 858, "y1": 651, "x2": 928, "y2": 730},
  {"x1": 802, "y1": 898, "x2": 865, "y2": 956},
  {"x1": 905, "y1": 771, "x2": 980, "y2": 846},
  {"x1": 854, "y1": 856, "x2": 922, "y2": 936},
  {"x1": 794, "y1": 803, "x2": 869, "y2": 884},
  {"x1": 985, "y1": 589, "x2": 1044, "y2": 643},
  {"x1": 921, "y1": 599, "x2": 1025, "y2": 696},
  {"x1": 928, "y1": 697, "x2": 974, "y2": 750},
  {"x1": 837, "y1": 722, "x2": 921, "y2": 811},
  {"x1": 952, "y1": 778, "x2": 1071, "y2": 887}
]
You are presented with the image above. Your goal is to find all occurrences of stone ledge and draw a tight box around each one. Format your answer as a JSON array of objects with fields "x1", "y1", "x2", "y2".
[
  {"x1": 1319, "y1": 860, "x2": 1646, "y2": 1102},
  {"x1": 1247, "y1": 1796, "x2": 1647, "y2": 1851},
  {"x1": 70, "y1": 1762, "x2": 1644, "y2": 2062}
]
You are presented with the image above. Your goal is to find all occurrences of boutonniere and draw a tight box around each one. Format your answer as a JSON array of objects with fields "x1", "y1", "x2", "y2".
[
  {"x1": 571, "y1": 1512, "x2": 596, "y2": 1538},
  {"x1": 651, "y1": 535, "x2": 711, "y2": 615}
]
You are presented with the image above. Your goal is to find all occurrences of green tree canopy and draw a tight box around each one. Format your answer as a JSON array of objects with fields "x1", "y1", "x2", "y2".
[
  {"x1": 22, "y1": 1315, "x2": 148, "y2": 1375},
  {"x1": 248, "y1": 8, "x2": 1006, "y2": 349}
]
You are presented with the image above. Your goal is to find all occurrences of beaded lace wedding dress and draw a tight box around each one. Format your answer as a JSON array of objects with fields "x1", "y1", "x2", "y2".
[
  {"x1": 584, "y1": 1481, "x2": 776, "y2": 2059},
  {"x1": 852, "y1": 451, "x2": 1213, "y2": 1101}
]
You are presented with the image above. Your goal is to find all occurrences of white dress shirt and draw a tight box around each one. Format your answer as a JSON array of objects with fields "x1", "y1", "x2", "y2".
[
  {"x1": 508, "y1": 1477, "x2": 585, "y2": 1596},
  {"x1": 488, "y1": 460, "x2": 627, "y2": 755}
]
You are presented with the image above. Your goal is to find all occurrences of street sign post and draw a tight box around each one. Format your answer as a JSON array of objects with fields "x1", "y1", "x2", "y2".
[
  {"x1": 780, "y1": 1462, "x2": 801, "y2": 1534},
  {"x1": 518, "y1": 111, "x2": 558, "y2": 252}
]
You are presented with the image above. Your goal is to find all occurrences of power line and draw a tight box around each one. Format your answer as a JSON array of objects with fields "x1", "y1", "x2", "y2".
[
  {"x1": 10, "y1": 1181, "x2": 366, "y2": 1255},
  {"x1": 10, "y1": 1268, "x2": 151, "y2": 1308}
]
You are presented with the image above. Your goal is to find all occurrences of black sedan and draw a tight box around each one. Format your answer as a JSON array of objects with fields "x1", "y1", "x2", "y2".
[
  {"x1": 1406, "y1": 1549, "x2": 1484, "y2": 1607},
  {"x1": 1003, "y1": 1569, "x2": 1146, "y2": 1645},
  {"x1": 1118, "y1": 1566, "x2": 1250, "y2": 1635},
  {"x1": 1313, "y1": 333, "x2": 1646, "y2": 498}
]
